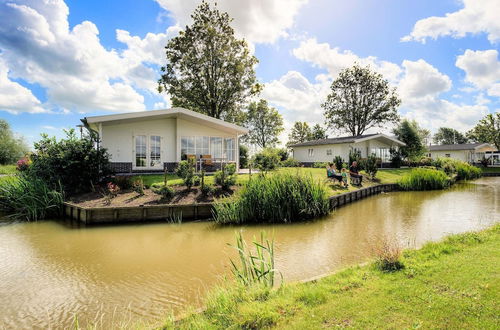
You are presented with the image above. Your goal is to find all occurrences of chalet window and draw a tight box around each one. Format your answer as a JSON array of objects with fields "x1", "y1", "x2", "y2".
[
  {"x1": 181, "y1": 136, "x2": 235, "y2": 161},
  {"x1": 135, "y1": 135, "x2": 162, "y2": 168},
  {"x1": 445, "y1": 154, "x2": 451, "y2": 158},
  {"x1": 308, "y1": 148, "x2": 314, "y2": 157},
  {"x1": 326, "y1": 149, "x2": 332, "y2": 156},
  {"x1": 135, "y1": 135, "x2": 147, "y2": 167},
  {"x1": 150, "y1": 136, "x2": 161, "y2": 167}
]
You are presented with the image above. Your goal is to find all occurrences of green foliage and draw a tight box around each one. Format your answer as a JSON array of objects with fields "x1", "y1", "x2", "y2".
[
  {"x1": 348, "y1": 149, "x2": 362, "y2": 167},
  {"x1": 275, "y1": 148, "x2": 289, "y2": 161},
  {"x1": 158, "y1": 1, "x2": 259, "y2": 122},
  {"x1": 364, "y1": 154, "x2": 379, "y2": 179},
  {"x1": 333, "y1": 156, "x2": 344, "y2": 172},
  {"x1": 322, "y1": 64, "x2": 401, "y2": 136},
  {"x1": 229, "y1": 231, "x2": 280, "y2": 288},
  {"x1": 0, "y1": 164, "x2": 17, "y2": 175},
  {"x1": 313, "y1": 162, "x2": 328, "y2": 168},
  {"x1": 0, "y1": 174, "x2": 63, "y2": 221},
  {"x1": 193, "y1": 175, "x2": 201, "y2": 186},
  {"x1": 176, "y1": 159, "x2": 195, "y2": 188},
  {"x1": 113, "y1": 176, "x2": 133, "y2": 190},
  {"x1": 287, "y1": 121, "x2": 312, "y2": 147},
  {"x1": 311, "y1": 124, "x2": 327, "y2": 140},
  {"x1": 281, "y1": 158, "x2": 300, "y2": 167},
  {"x1": 389, "y1": 147, "x2": 403, "y2": 168},
  {"x1": 398, "y1": 168, "x2": 451, "y2": 191},
  {"x1": 393, "y1": 119, "x2": 426, "y2": 160},
  {"x1": 252, "y1": 148, "x2": 281, "y2": 172},
  {"x1": 239, "y1": 145, "x2": 249, "y2": 169},
  {"x1": 372, "y1": 237, "x2": 404, "y2": 272},
  {"x1": 466, "y1": 113, "x2": 500, "y2": 150},
  {"x1": 201, "y1": 183, "x2": 215, "y2": 196},
  {"x1": 213, "y1": 173, "x2": 330, "y2": 224},
  {"x1": 214, "y1": 163, "x2": 237, "y2": 190},
  {"x1": 132, "y1": 178, "x2": 145, "y2": 195},
  {"x1": 0, "y1": 119, "x2": 29, "y2": 165},
  {"x1": 28, "y1": 129, "x2": 111, "y2": 195},
  {"x1": 245, "y1": 99, "x2": 284, "y2": 148},
  {"x1": 433, "y1": 127, "x2": 468, "y2": 145},
  {"x1": 152, "y1": 184, "x2": 175, "y2": 201},
  {"x1": 435, "y1": 158, "x2": 482, "y2": 180}
]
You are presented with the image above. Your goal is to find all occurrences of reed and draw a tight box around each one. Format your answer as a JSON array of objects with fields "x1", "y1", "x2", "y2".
[
  {"x1": 0, "y1": 174, "x2": 63, "y2": 221},
  {"x1": 229, "y1": 231, "x2": 281, "y2": 288},
  {"x1": 213, "y1": 172, "x2": 330, "y2": 224},
  {"x1": 398, "y1": 168, "x2": 451, "y2": 191}
]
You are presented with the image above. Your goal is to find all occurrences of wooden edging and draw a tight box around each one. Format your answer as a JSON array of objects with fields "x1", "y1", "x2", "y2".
[{"x1": 328, "y1": 183, "x2": 399, "y2": 210}]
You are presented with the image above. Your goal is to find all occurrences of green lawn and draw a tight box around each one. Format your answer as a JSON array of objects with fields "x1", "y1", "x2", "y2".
[
  {"x1": 132, "y1": 167, "x2": 412, "y2": 196},
  {"x1": 0, "y1": 164, "x2": 16, "y2": 175},
  {"x1": 172, "y1": 224, "x2": 500, "y2": 329},
  {"x1": 481, "y1": 167, "x2": 500, "y2": 173}
]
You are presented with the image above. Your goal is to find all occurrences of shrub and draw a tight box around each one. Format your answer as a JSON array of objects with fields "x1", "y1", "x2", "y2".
[
  {"x1": 152, "y1": 184, "x2": 175, "y2": 201},
  {"x1": 434, "y1": 158, "x2": 482, "y2": 180},
  {"x1": 213, "y1": 173, "x2": 330, "y2": 224},
  {"x1": 0, "y1": 119, "x2": 29, "y2": 165},
  {"x1": 281, "y1": 158, "x2": 300, "y2": 167},
  {"x1": 364, "y1": 153, "x2": 379, "y2": 179},
  {"x1": 106, "y1": 182, "x2": 120, "y2": 197},
  {"x1": 348, "y1": 149, "x2": 361, "y2": 167},
  {"x1": 275, "y1": 148, "x2": 289, "y2": 161},
  {"x1": 313, "y1": 162, "x2": 328, "y2": 168},
  {"x1": 398, "y1": 168, "x2": 451, "y2": 191},
  {"x1": 176, "y1": 159, "x2": 195, "y2": 188},
  {"x1": 333, "y1": 156, "x2": 344, "y2": 171},
  {"x1": 214, "y1": 163, "x2": 237, "y2": 190},
  {"x1": 389, "y1": 147, "x2": 403, "y2": 168},
  {"x1": 201, "y1": 183, "x2": 215, "y2": 196},
  {"x1": 132, "y1": 178, "x2": 145, "y2": 195},
  {"x1": 239, "y1": 145, "x2": 249, "y2": 169},
  {"x1": 193, "y1": 175, "x2": 201, "y2": 186},
  {"x1": 113, "y1": 176, "x2": 133, "y2": 190},
  {"x1": 27, "y1": 129, "x2": 111, "y2": 195},
  {"x1": 252, "y1": 149, "x2": 281, "y2": 172},
  {"x1": 419, "y1": 156, "x2": 433, "y2": 166},
  {"x1": 372, "y1": 237, "x2": 404, "y2": 272},
  {"x1": 0, "y1": 174, "x2": 63, "y2": 221}
]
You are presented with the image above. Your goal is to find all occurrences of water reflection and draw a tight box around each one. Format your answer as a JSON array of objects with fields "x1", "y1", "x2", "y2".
[{"x1": 0, "y1": 178, "x2": 498, "y2": 328}]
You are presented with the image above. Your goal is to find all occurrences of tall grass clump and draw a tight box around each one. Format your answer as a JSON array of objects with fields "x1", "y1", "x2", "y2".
[
  {"x1": 398, "y1": 168, "x2": 451, "y2": 191},
  {"x1": 371, "y1": 236, "x2": 404, "y2": 272},
  {"x1": 213, "y1": 173, "x2": 330, "y2": 224},
  {"x1": 434, "y1": 158, "x2": 482, "y2": 180},
  {"x1": 229, "y1": 231, "x2": 281, "y2": 288},
  {"x1": 0, "y1": 174, "x2": 63, "y2": 221}
]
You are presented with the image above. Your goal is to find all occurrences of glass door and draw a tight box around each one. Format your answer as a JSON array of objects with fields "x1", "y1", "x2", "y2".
[{"x1": 135, "y1": 135, "x2": 162, "y2": 168}]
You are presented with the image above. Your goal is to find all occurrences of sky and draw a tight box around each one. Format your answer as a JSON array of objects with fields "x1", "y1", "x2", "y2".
[{"x1": 0, "y1": 0, "x2": 499, "y2": 147}]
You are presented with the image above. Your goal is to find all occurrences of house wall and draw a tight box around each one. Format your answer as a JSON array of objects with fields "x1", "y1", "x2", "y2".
[{"x1": 430, "y1": 145, "x2": 497, "y2": 163}]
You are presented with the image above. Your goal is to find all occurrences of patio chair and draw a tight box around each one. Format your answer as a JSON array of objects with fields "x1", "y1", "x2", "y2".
[{"x1": 350, "y1": 174, "x2": 362, "y2": 186}]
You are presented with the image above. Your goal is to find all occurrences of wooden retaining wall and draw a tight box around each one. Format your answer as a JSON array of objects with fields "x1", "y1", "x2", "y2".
[
  {"x1": 63, "y1": 202, "x2": 213, "y2": 225},
  {"x1": 328, "y1": 183, "x2": 399, "y2": 210},
  {"x1": 482, "y1": 172, "x2": 500, "y2": 177}
]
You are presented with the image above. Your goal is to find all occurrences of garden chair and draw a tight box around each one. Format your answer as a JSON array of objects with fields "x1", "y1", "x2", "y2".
[{"x1": 350, "y1": 174, "x2": 362, "y2": 186}]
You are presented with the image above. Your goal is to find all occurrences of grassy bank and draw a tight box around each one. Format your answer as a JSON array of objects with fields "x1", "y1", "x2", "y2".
[
  {"x1": 172, "y1": 224, "x2": 500, "y2": 329},
  {"x1": 0, "y1": 164, "x2": 16, "y2": 175}
]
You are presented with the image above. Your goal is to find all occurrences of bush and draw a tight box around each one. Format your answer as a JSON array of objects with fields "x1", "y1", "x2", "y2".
[
  {"x1": 0, "y1": 173, "x2": 63, "y2": 221},
  {"x1": 348, "y1": 149, "x2": 361, "y2": 167},
  {"x1": 313, "y1": 162, "x2": 328, "y2": 168},
  {"x1": 333, "y1": 156, "x2": 344, "y2": 171},
  {"x1": 113, "y1": 176, "x2": 133, "y2": 190},
  {"x1": 419, "y1": 156, "x2": 433, "y2": 166},
  {"x1": 372, "y1": 237, "x2": 404, "y2": 272},
  {"x1": 239, "y1": 145, "x2": 249, "y2": 169},
  {"x1": 213, "y1": 173, "x2": 330, "y2": 224},
  {"x1": 398, "y1": 168, "x2": 451, "y2": 191},
  {"x1": 193, "y1": 175, "x2": 201, "y2": 186},
  {"x1": 364, "y1": 154, "x2": 379, "y2": 179},
  {"x1": 132, "y1": 178, "x2": 145, "y2": 195},
  {"x1": 434, "y1": 158, "x2": 482, "y2": 180},
  {"x1": 201, "y1": 183, "x2": 215, "y2": 196},
  {"x1": 281, "y1": 158, "x2": 300, "y2": 167},
  {"x1": 252, "y1": 149, "x2": 281, "y2": 172},
  {"x1": 152, "y1": 184, "x2": 175, "y2": 201},
  {"x1": 389, "y1": 147, "x2": 403, "y2": 168},
  {"x1": 214, "y1": 163, "x2": 237, "y2": 190},
  {"x1": 176, "y1": 159, "x2": 195, "y2": 188},
  {"x1": 16, "y1": 157, "x2": 31, "y2": 172},
  {"x1": 0, "y1": 119, "x2": 29, "y2": 165},
  {"x1": 27, "y1": 129, "x2": 111, "y2": 195}
]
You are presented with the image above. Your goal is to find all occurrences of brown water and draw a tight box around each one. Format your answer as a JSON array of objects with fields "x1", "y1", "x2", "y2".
[{"x1": 0, "y1": 177, "x2": 499, "y2": 329}]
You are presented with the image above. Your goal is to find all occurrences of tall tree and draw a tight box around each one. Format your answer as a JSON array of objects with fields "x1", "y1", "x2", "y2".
[
  {"x1": 322, "y1": 64, "x2": 401, "y2": 136},
  {"x1": 0, "y1": 119, "x2": 29, "y2": 164},
  {"x1": 393, "y1": 119, "x2": 426, "y2": 160},
  {"x1": 433, "y1": 127, "x2": 467, "y2": 145},
  {"x1": 311, "y1": 124, "x2": 327, "y2": 140},
  {"x1": 466, "y1": 113, "x2": 500, "y2": 150},
  {"x1": 245, "y1": 99, "x2": 284, "y2": 148},
  {"x1": 287, "y1": 121, "x2": 312, "y2": 146},
  {"x1": 158, "y1": 1, "x2": 260, "y2": 122}
]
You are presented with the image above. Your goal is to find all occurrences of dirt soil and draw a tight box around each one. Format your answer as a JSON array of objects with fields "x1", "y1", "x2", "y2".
[{"x1": 68, "y1": 186, "x2": 236, "y2": 208}]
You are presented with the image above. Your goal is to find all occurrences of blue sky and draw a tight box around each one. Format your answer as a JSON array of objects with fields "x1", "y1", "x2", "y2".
[{"x1": 0, "y1": 0, "x2": 499, "y2": 146}]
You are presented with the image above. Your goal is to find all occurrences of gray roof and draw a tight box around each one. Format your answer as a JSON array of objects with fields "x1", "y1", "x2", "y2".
[
  {"x1": 429, "y1": 143, "x2": 490, "y2": 151},
  {"x1": 288, "y1": 133, "x2": 402, "y2": 147}
]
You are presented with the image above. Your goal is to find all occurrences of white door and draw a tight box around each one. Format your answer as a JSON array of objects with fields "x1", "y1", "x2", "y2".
[{"x1": 134, "y1": 135, "x2": 162, "y2": 169}]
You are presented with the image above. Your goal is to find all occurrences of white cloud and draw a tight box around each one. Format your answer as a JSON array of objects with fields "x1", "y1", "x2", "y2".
[
  {"x1": 398, "y1": 59, "x2": 452, "y2": 99},
  {"x1": 402, "y1": 0, "x2": 500, "y2": 44},
  {"x1": 0, "y1": 0, "x2": 178, "y2": 113},
  {"x1": 293, "y1": 38, "x2": 403, "y2": 83},
  {"x1": 155, "y1": 0, "x2": 308, "y2": 44},
  {"x1": 0, "y1": 58, "x2": 46, "y2": 114},
  {"x1": 455, "y1": 49, "x2": 500, "y2": 97}
]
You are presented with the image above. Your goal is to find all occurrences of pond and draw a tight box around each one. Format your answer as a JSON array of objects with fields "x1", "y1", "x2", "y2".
[{"x1": 0, "y1": 177, "x2": 499, "y2": 328}]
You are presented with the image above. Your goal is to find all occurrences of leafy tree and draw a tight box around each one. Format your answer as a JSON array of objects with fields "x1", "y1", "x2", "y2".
[
  {"x1": 245, "y1": 99, "x2": 284, "y2": 148},
  {"x1": 158, "y1": 1, "x2": 260, "y2": 122},
  {"x1": 322, "y1": 64, "x2": 401, "y2": 136},
  {"x1": 393, "y1": 119, "x2": 426, "y2": 160},
  {"x1": 311, "y1": 124, "x2": 327, "y2": 140},
  {"x1": 466, "y1": 113, "x2": 500, "y2": 150},
  {"x1": 433, "y1": 127, "x2": 467, "y2": 145},
  {"x1": 0, "y1": 119, "x2": 29, "y2": 164},
  {"x1": 252, "y1": 148, "x2": 281, "y2": 172},
  {"x1": 287, "y1": 121, "x2": 312, "y2": 146}
]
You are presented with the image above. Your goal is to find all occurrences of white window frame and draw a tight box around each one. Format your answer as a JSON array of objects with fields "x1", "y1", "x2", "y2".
[
  {"x1": 133, "y1": 133, "x2": 164, "y2": 170},
  {"x1": 326, "y1": 149, "x2": 332, "y2": 156},
  {"x1": 308, "y1": 148, "x2": 314, "y2": 157},
  {"x1": 180, "y1": 135, "x2": 236, "y2": 162}
]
